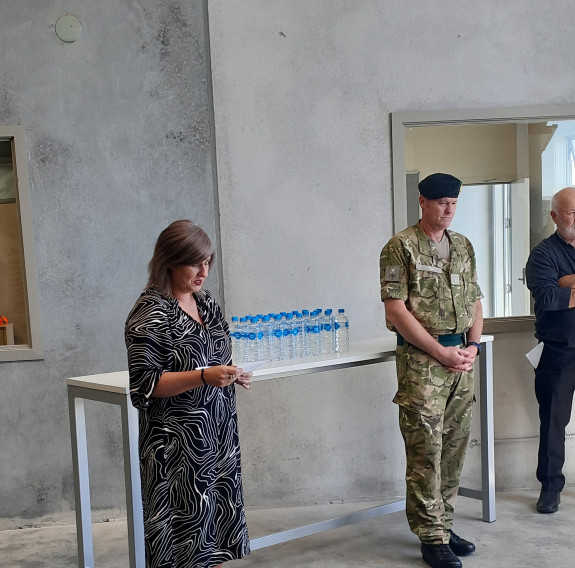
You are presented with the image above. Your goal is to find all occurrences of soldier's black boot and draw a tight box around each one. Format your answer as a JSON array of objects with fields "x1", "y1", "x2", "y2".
[
  {"x1": 448, "y1": 530, "x2": 476, "y2": 556},
  {"x1": 421, "y1": 543, "x2": 462, "y2": 568}
]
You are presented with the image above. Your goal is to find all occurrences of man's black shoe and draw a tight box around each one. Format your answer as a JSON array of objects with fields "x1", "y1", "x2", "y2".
[
  {"x1": 536, "y1": 490, "x2": 560, "y2": 514},
  {"x1": 421, "y1": 543, "x2": 462, "y2": 568},
  {"x1": 448, "y1": 530, "x2": 475, "y2": 556}
]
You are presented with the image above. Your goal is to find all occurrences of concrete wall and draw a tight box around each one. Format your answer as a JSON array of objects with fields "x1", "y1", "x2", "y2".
[
  {"x1": 0, "y1": 0, "x2": 218, "y2": 523},
  {"x1": 208, "y1": 0, "x2": 575, "y2": 509},
  {"x1": 2, "y1": 0, "x2": 575, "y2": 525}
]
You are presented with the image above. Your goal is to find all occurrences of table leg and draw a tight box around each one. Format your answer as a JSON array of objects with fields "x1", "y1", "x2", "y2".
[
  {"x1": 479, "y1": 340, "x2": 496, "y2": 522},
  {"x1": 68, "y1": 390, "x2": 95, "y2": 568},
  {"x1": 120, "y1": 398, "x2": 145, "y2": 567}
]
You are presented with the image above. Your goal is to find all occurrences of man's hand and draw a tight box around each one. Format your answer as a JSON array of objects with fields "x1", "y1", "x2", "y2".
[
  {"x1": 557, "y1": 275, "x2": 575, "y2": 308},
  {"x1": 384, "y1": 297, "x2": 481, "y2": 372},
  {"x1": 439, "y1": 345, "x2": 475, "y2": 373}
]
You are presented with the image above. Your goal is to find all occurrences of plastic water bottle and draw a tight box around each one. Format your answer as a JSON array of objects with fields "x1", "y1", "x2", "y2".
[
  {"x1": 254, "y1": 316, "x2": 264, "y2": 360},
  {"x1": 245, "y1": 316, "x2": 261, "y2": 361},
  {"x1": 260, "y1": 315, "x2": 274, "y2": 361},
  {"x1": 334, "y1": 309, "x2": 350, "y2": 352},
  {"x1": 273, "y1": 314, "x2": 285, "y2": 360},
  {"x1": 320, "y1": 308, "x2": 335, "y2": 354},
  {"x1": 243, "y1": 317, "x2": 254, "y2": 362},
  {"x1": 292, "y1": 312, "x2": 305, "y2": 359},
  {"x1": 284, "y1": 312, "x2": 295, "y2": 360},
  {"x1": 301, "y1": 309, "x2": 311, "y2": 357},
  {"x1": 307, "y1": 310, "x2": 322, "y2": 356},
  {"x1": 229, "y1": 316, "x2": 238, "y2": 352},
  {"x1": 229, "y1": 316, "x2": 244, "y2": 363},
  {"x1": 237, "y1": 317, "x2": 248, "y2": 363}
]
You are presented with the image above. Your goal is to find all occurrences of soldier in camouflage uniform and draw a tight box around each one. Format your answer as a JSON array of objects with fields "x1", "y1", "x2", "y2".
[{"x1": 380, "y1": 173, "x2": 483, "y2": 568}]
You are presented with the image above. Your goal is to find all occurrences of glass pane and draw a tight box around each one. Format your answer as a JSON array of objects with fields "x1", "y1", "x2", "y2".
[
  {"x1": 399, "y1": 117, "x2": 575, "y2": 318},
  {"x1": 0, "y1": 138, "x2": 30, "y2": 347}
]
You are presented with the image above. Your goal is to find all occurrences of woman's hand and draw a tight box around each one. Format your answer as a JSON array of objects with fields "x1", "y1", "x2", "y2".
[
  {"x1": 234, "y1": 369, "x2": 252, "y2": 390},
  {"x1": 203, "y1": 366, "x2": 251, "y2": 389},
  {"x1": 203, "y1": 365, "x2": 240, "y2": 387}
]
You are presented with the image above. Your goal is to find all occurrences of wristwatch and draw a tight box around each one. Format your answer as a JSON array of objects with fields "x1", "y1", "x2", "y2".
[{"x1": 465, "y1": 341, "x2": 482, "y2": 353}]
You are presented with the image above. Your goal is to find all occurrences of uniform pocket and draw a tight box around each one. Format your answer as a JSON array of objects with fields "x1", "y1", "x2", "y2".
[
  {"x1": 394, "y1": 345, "x2": 452, "y2": 417},
  {"x1": 410, "y1": 264, "x2": 445, "y2": 327}
]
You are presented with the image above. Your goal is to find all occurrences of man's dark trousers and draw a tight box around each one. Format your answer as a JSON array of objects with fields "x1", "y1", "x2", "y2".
[{"x1": 535, "y1": 342, "x2": 575, "y2": 492}]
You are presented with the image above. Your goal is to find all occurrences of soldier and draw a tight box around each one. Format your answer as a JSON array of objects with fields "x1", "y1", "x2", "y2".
[{"x1": 380, "y1": 173, "x2": 484, "y2": 568}]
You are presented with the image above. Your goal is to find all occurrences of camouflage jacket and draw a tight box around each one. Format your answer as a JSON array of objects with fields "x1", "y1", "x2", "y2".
[{"x1": 380, "y1": 222, "x2": 482, "y2": 335}]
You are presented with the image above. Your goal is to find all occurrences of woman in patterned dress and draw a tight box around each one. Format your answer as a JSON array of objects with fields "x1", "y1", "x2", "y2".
[{"x1": 125, "y1": 220, "x2": 251, "y2": 568}]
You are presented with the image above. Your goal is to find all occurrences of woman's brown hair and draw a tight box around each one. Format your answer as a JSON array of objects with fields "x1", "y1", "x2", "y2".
[{"x1": 147, "y1": 220, "x2": 215, "y2": 296}]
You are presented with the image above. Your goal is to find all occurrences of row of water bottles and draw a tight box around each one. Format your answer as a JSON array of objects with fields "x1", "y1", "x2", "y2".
[{"x1": 229, "y1": 308, "x2": 350, "y2": 363}]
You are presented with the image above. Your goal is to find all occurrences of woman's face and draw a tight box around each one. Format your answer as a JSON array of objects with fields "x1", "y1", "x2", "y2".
[{"x1": 170, "y1": 259, "x2": 210, "y2": 295}]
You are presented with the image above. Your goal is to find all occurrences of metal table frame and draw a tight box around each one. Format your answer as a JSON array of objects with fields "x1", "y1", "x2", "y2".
[
  {"x1": 68, "y1": 379, "x2": 145, "y2": 568},
  {"x1": 67, "y1": 336, "x2": 494, "y2": 567}
]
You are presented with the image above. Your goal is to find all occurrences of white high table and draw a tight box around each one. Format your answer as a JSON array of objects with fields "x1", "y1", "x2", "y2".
[{"x1": 67, "y1": 335, "x2": 494, "y2": 568}]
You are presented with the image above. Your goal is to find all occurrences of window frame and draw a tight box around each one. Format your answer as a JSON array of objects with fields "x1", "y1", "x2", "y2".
[
  {"x1": 567, "y1": 134, "x2": 575, "y2": 186},
  {"x1": 0, "y1": 125, "x2": 43, "y2": 361},
  {"x1": 390, "y1": 104, "x2": 575, "y2": 334}
]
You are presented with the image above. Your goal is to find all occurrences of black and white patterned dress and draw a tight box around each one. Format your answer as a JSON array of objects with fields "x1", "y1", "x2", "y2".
[{"x1": 125, "y1": 286, "x2": 250, "y2": 568}]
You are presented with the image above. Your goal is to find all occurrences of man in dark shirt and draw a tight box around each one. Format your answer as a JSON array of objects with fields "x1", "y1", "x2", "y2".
[{"x1": 526, "y1": 186, "x2": 575, "y2": 514}]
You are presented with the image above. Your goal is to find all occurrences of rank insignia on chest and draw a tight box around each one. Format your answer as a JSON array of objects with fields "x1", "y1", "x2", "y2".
[{"x1": 385, "y1": 265, "x2": 401, "y2": 282}]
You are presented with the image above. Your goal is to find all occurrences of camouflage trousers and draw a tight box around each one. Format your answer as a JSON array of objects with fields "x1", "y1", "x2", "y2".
[{"x1": 393, "y1": 342, "x2": 474, "y2": 544}]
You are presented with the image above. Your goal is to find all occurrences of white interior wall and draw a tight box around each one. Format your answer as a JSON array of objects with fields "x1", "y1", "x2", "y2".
[
  {"x1": 406, "y1": 124, "x2": 519, "y2": 184},
  {"x1": 208, "y1": 0, "x2": 575, "y2": 507}
]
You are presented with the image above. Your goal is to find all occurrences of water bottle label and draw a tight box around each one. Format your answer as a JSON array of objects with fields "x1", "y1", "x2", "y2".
[
  {"x1": 274, "y1": 329, "x2": 283, "y2": 338},
  {"x1": 293, "y1": 328, "x2": 299, "y2": 336},
  {"x1": 283, "y1": 329, "x2": 291, "y2": 337},
  {"x1": 248, "y1": 332, "x2": 256, "y2": 340},
  {"x1": 257, "y1": 331, "x2": 263, "y2": 340},
  {"x1": 324, "y1": 324, "x2": 332, "y2": 332},
  {"x1": 334, "y1": 322, "x2": 340, "y2": 330},
  {"x1": 233, "y1": 331, "x2": 242, "y2": 339}
]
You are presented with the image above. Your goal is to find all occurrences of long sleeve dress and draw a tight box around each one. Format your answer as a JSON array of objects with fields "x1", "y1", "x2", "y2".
[{"x1": 125, "y1": 286, "x2": 250, "y2": 568}]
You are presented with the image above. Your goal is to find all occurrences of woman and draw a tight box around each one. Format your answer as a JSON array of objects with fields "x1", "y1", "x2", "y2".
[{"x1": 125, "y1": 220, "x2": 251, "y2": 568}]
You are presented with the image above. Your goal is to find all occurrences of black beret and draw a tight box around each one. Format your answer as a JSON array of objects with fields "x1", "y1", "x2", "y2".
[{"x1": 418, "y1": 173, "x2": 462, "y2": 199}]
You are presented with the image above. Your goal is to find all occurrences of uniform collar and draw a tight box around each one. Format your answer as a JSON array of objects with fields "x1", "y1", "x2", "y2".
[{"x1": 414, "y1": 222, "x2": 450, "y2": 265}]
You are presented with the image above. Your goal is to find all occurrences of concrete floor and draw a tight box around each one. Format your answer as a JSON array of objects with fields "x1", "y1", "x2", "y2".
[{"x1": 1, "y1": 490, "x2": 574, "y2": 567}]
